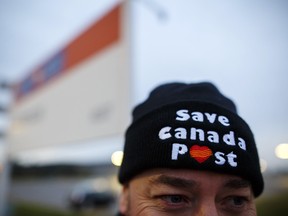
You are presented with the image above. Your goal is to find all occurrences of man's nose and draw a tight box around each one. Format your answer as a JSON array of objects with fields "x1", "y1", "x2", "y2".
[{"x1": 196, "y1": 200, "x2": 219, "y2": 216}]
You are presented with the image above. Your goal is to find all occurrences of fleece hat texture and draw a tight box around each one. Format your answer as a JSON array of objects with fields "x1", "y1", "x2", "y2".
[{"x1": 118, "y1": 82, "x2": 264, "y2": 197}]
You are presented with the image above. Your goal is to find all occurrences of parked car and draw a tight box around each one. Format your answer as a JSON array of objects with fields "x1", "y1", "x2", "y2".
[{"x1": 68, "y1": 177, "x2": 115, "y2": 211}]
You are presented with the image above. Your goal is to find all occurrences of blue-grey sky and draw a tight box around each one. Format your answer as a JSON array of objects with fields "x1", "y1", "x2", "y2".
[{"x1": 0, "y1": 0, "x2": 288, "y2": 171}]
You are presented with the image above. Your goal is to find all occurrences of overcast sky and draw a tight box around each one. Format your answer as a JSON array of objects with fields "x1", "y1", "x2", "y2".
[{"x1": 0, "y1": 0, "x2": 287, "y2": 171}]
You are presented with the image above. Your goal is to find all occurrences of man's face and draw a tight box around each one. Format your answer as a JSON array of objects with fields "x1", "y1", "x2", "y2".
[{"x1": 119, "y1": 169, "x2": 257, "y2": 216}]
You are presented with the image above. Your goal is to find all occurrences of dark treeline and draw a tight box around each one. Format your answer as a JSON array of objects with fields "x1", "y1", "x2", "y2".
[{"x1": 10, "y1": 162, "x2": 117, "y2": 178}]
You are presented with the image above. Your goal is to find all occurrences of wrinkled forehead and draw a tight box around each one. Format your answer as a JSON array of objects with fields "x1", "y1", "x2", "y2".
[{"x1": 131, "y1": 168, "x2": 252, "y2": 192}]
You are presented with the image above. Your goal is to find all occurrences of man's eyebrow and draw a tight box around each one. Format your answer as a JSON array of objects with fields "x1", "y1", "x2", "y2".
[
  {"x1": 150, "y1": 175, "x2": 198, "y2": 189},
  {"x1": 223, "y1": 179, "x2": 251, "y2": 189}
]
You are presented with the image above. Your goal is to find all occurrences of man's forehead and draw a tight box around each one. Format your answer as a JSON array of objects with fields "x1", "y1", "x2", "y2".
[{"x1": 135, "y1": 168, "x2": 251, "y2": 189}]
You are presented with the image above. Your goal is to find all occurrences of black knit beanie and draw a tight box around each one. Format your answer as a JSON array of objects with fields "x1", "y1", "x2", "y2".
[{"x1": 118, "y1": 82, "x2": 264, "y2": 197}]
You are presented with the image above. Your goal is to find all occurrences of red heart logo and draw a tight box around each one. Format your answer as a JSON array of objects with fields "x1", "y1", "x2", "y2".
[{"x1": 190, "y1": 145, "x2": 212, "y2": 163}]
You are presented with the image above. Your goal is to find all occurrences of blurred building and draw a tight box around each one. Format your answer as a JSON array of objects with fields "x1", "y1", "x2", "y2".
[{"x1": 7, "y1": 2, "x2": 131, "y2": 166}]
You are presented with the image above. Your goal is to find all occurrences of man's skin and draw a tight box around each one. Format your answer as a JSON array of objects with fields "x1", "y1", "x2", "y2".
[{"x1": 119, "y1": 169, "x2": 257, "y2": 216}]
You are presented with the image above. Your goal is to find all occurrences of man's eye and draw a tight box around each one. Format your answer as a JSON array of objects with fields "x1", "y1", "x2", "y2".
[
  {"x1": 231, "y1": 196, "x2": 247, "y2": 206},
  {"x1": 224, "y1": 196, "x2": 249, "y2": 210},
  {"x1": 161, "y1": 195, "x2": 186, "y2": 204}
]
